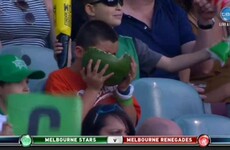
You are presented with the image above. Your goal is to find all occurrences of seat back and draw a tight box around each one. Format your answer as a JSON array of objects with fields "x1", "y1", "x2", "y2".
[
  {"x1": 227, "y1": 103, "x2": 230, "y2": 117},
  {"x1": 32, "y1": 78, "x2": 47, "y2": 93},
  {"x1": 175, "y1": 114, "x2": 230, "y2": 136},
  {"x1": 0, "y1": 45, "x2": 58, "y2": 92},
  {"x1": 132, "y1": 78, "x2": 205, "y2": 128}
]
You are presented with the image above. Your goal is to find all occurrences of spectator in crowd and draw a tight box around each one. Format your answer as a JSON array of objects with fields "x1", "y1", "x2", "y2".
[
  {"x1": 82, "y1": 104, "x2": 135, "y2": 135},
  {"x1": 50, "y1": 20, "x2": 226, "y2": 135},
  {"x1": 46, "y1": 20, "x2": 140, "y2": 125},
  {"x1": 53, "y1": 1, "x2": 230, "y2": 134},
  {"x1": 136, "y1": 118, "x2": 183, "y2": 135},
  {"x1": 58, "y1": 0, "x2": 223, "y2": 81},
  {"x1": 176, "y1": 0, "x2": 230, "y2": 115},
  {"x1": 115, "y1": 0, "x2": 217, "y2": 81},
  {"x1": 0, "y1": 54, "x2": 45, "y2": 135},
  {"x1": 0, "y1": 0, "x2": 55, "y2": 49},
  {"x1": 64, "y1": 0, "x2": 228, "y2": 102}
]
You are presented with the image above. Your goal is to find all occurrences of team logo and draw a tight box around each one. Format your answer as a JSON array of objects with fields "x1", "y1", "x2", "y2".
[
  {"x1": 220, "y1": 7, "x2": 230, "y2": 22},
  {"x1": 12, "y1": 57, "x2": 28, "y2": 70},
  {"x1": 19, "y1": 135, "x2": 33, "y2": 147},
  {"x1": 198, "y1": 134, "x2": 211, "y2": 147}
]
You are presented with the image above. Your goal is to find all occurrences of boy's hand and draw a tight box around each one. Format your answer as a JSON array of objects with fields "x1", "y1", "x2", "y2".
[
  {"x1": 117, "y1": 58, "x2": 137, "y2": 92},
  {"x1": 0, "y1": 123, "x2": 13, "y2": 135},
  {"x1": 54, "y1": 39, "x2": 63, "y2": 55},
  {"x1": 81, "y1": 59, "x2": 114, "y2": 91}
]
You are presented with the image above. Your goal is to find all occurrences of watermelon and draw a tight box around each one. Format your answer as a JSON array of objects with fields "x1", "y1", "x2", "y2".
[{"x1": 82, "y1": 47, "x2": 132, "y2": 86}]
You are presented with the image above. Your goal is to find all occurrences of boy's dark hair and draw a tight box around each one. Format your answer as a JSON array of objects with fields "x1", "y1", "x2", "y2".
[
  {"x1": 75, "y1": 20, "x2": 118, "y2": 50},
  {"x1": 82, "y1": 104, "x2": 136, "y2": 135}
]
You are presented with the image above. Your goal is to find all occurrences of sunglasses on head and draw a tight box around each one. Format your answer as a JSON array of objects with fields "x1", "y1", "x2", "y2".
[
  {"x1": 93, "y1": 104, "x2": 123, "y2": 125},
  {"x1": 90, "y1": 0, "x2": 123, "y2": 7},
  {"x1": 14, "y1": 0, "x2": 35, "y2": 25}
]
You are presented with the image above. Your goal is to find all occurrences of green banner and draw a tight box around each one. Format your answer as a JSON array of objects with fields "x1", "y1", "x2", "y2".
[
  {"x1": 33, "y1": 136, "x2": 107, "y2": 145},
  {"x1": 7, "y1": 94, "x2": 82, "y2": 136}
]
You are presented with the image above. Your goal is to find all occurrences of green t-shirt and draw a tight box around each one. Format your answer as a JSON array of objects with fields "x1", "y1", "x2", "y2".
[{"x1": 117, "y1": 35, "x2": 140, "y2": 79}]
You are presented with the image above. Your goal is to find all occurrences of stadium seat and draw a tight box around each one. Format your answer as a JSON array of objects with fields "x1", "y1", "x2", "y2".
[
  {"x1": 227, "y1": 103, "x2": 230, "y2": 117},
  {"x1": 133, "y1": 78, "x2": 204, "y2": 126},
  {"x1": 175, "y1": 114, "x2": 230, "y2": 136},
  {"x1": 132, "y1": 78, "x2": 230, "y2": 135},
  {"x1": 32, "y1": 78, "x2": 48, "y2": 93},
  {"x1": 0, "y1": 45, "x2": 58, "y2": 92}
]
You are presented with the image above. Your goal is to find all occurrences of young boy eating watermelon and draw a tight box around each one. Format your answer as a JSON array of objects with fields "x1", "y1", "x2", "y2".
[{"x1": 46, "y1": 20, "x2": 140, "y2": 125}]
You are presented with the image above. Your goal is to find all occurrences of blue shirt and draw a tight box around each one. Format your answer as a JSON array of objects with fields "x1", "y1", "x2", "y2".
[{"x1": 115, "y1": 0, "x2": 195, "y2": 80}]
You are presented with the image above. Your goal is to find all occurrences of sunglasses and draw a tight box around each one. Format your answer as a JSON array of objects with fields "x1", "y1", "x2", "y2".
[
  {"x1": 90, "y1": 0, "x2": 124, "y2": 7},
  {"x1": 93, "y1": 104, "x2": 123, "y2": 125},
  {"x1": 14, "y1": 0, "x2": 35, "y2": 25}
]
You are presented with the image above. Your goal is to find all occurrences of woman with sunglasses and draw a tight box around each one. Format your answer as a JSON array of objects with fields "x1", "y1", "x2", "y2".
[
  {"x1": 0, "y1": 0, "x2": 55, "y2": 49},
  {"x1": 82, "y1": 104, "x2": 135, "y2": 135},
  {"x1": 58, "y1": 0, "x2": 227, "y2": 81}
]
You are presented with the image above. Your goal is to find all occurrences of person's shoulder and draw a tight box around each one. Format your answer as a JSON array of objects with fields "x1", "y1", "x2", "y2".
[
  {"x1": 119, "y1": 35, "x2": 133, "y2": 40},
  {"x1": 48, "y1": 68, "x2": 71, "y2": 79},
  {"x1": 118, "y1": 35, "x2": 136, "y2": 46},
  {"x1": 45, "y1": 67, "x2": 76, "y2": 93},
  {"x1": 119, "y1": 35, "x2": 136, "y2": 43}
]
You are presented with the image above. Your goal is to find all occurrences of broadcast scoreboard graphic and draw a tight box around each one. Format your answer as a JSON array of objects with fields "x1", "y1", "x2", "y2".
[{"x1": 0, "y1": 135, "x2": 229, "y2": 147}]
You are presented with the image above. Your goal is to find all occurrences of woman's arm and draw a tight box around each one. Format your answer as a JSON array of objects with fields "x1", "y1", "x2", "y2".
[
  {"x1": 43, "y1": 0, "x2": 56, "y2": 49},
  {"x1": 45, "y1": 0, "x2": 72, "y2": 67}
]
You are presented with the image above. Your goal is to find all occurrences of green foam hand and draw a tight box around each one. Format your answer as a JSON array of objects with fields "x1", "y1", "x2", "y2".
[
  {"x1": 209, "y1": 41, "x2": 230, "y2": 66},
  {"x1": 7, "y1": 93, "x2": 82, "y2": 136}
]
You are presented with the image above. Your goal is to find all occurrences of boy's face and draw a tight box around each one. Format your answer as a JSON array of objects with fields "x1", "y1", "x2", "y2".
[
  {"x1": 87, "y1": 3, "x2": 123, "y2": 27},
  {"x1": 93, "y1": 40, "x2": 119, "y2": 55},
  {"x1": 0, "y1": 79, "x2": 30, "y2": 101}
]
